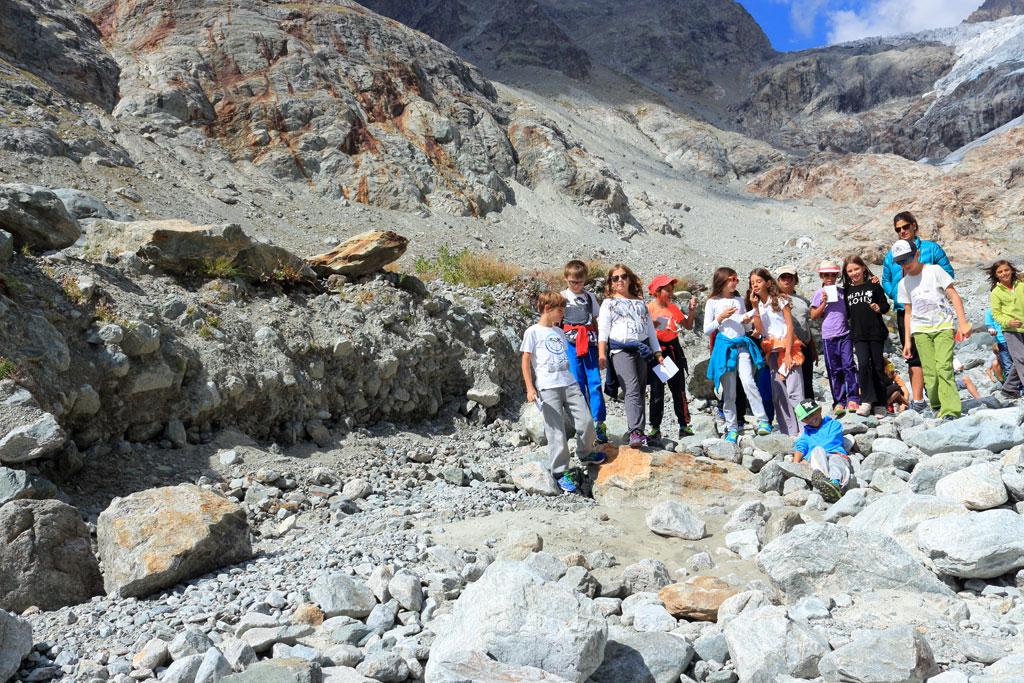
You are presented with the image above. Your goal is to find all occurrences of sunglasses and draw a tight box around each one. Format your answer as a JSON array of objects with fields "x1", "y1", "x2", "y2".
[
  {"x1": 894, "y1": 223, "x2": 915, "y2": 233},
  {"x1": 610, "y1": 274, "x2": 629, "y2": 283},
  {"x1": 728, "y1": 276, "x2": 739, "y2": 282}
]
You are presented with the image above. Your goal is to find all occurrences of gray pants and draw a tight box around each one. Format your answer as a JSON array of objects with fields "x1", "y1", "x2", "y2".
[
  {"x1": 540, "y1": 383, "x2": 597, "y2": 476},
  {"x1": 808, "y1": 446, "x2": 851, "y2": 487},
  {"x1": 1003, "y1": 331, "x2": 1024, "y2": 395},
  {"x1": 611, "y1": 351, "x2": 647, "y2": 434},
  {"x1": 768, "y1": 350, "x2": 804, "y2": 436}
]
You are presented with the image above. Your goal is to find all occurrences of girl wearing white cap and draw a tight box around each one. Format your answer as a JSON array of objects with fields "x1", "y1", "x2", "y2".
[{"x1": 811, "y1": 260, "x2": 861, "y2": 417}]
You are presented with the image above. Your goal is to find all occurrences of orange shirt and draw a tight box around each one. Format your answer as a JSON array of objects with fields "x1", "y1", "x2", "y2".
[{"x1": 648, "y1": 302, "x2": 685, "y2": 344}]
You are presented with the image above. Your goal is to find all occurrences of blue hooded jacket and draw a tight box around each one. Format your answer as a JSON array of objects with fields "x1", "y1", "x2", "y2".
[{"x1": 882, "y1": 236, "x2": 954, "y2": 312}]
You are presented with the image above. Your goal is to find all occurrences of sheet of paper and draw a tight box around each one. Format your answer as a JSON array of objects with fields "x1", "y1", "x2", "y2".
[
  {"x1": 824, "y1": 285, "x2": 839, "y2": 303},
  {"x1": 653, "y1": 356, "x2": 679, "y2": 383}
]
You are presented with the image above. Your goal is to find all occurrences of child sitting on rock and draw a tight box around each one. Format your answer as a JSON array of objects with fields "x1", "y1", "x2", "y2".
[
  {"x1": 884, "y1": 360, "x2": 910, "y2": 414},
  {"x1": 789, "y1": 399, "x2": 850, "y2": 503},
  {"x1": 521, "y1": 291, "x2": 606, "y2": 494}
]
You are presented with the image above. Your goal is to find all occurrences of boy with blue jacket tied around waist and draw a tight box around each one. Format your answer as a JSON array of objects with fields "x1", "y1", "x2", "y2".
[{"x1": 789, "y1": 399, "x2": 850, "y2": 504}]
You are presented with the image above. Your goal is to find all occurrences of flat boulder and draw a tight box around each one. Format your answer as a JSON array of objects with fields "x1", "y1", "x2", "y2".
[
  {"x1": 588, "y1": 625, "x2": 694, "y2": 683},
  {"x1": 308, "y1": 230, "x2": 408, "y2": 277},
  {"x1": 724, "y1": 605, "x2": 830, "y2": 682},
  {"x1": 425, "y1": 650, "x2": 572, "y2": 682},
  {"x1": 0, "y1": 382, "x2": 67, "y2": 465},
  {"x1": 0, "y1": 183, "x2": 80, "y2": 250},
  {"x1": 222, "y1": 657, "x2": 321, "y2": 682},
  {"x1": 0, "y1": 500, "x2": 102, "y2": 612},
  {"x1": 934, "y1": 462, "x2": 1008, "y2": 510},
  {"x1": 818, "y1": 626, "x2": 937, "y2": 682},
  {"x1": 97, "y1": 484, "x2": 252, "y2": 598},
  {"x1": 757, "y1": 523, "x2": 953, "y2": 600},
  {"x1": 593, "y1": 447, "x2": 745, "y2": 506},
  {"x1": 848, "y1": 493, "x2": 965, "y2": 558},
  {"x1": 659, "y1": 576, "x2": 739, "y2": 622},
  {"x1": 907, "y1": 414, "x2": 1024, "y2": 455},
  {"x1": 85, "y1": 219, "x2": 314, "y2": 282},
  {"x1": 425, "y1": 560, "x2": 607, "y2": 683},
  {"x1": 915, "y1": 509, "x2": 1024, "y2": 579}
]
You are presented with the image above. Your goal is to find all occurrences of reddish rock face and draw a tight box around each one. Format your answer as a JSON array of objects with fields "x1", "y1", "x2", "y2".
[
  {"x1": 660, "y1": 576, "x2": 739, "y2": 622},
  {"x1": 307, "y1": 230, "x2": 408, "y2": 277},
  {"x1": 593, "y1": 445, "x2": 747, "y2": 506}
]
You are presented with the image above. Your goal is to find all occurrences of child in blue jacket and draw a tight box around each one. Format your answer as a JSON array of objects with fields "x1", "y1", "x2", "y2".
[{"x1": 790, "y1": 399, "x2": 849, "y2": 503}]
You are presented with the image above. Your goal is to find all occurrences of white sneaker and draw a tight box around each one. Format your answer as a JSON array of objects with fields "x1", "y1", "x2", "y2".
[
  {"x1": 855, "y1": 403, "x2": 872, "y2": 417},
  {"x1": 873, "y1": 405, "x2": 888, "y2": 418}
]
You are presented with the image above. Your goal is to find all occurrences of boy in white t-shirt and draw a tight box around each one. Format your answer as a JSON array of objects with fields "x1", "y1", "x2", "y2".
[
  {"x1": 521, "y1": 291, "x2": 604, "y2": 494},
  {"x1": 893, "y1": 240, "x2": 973, "y2": 419}
]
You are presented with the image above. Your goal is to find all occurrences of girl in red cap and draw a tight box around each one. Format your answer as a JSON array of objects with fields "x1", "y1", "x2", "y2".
[{"x1": 646, "y1": 274, "x2": 696, "y2": 440}]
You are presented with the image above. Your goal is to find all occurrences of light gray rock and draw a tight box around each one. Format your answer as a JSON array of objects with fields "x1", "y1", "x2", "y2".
[
  {"x1": 621, "y1": 559, "x2": 672, "y2": 595},
  {"x1": 0, "y1": 183, "x2": 80, "y2": 250},
  {"x1": 907, "y1": 414, "x2": 1024, "y2": 455},
  {"x1": 558, "y1": 565, "x2": 599, "y2": 598},
  {"x1": 1002, "y1": 466, "x2": 1024, "y2": 502},
  {"x1": 423, "y1": 650, "x2": 572, "y2": 682},
  {"x1": 934, "y1": 462, "x2": 1008, "y2": 510},
  {"x1": 645, "y1": 501, "x2": 706, "y2": 540},
  {"x1": 0, "y1": 466, "x2": 56, "y2": 507},
  {"x1": 0, "y1": 609, "x2": 32, "y2": 683},
  {"x1": 0, "y1": 499, "x2": 102, "y2": 612},
  {"x1": 589, "y1": 625, "x2": 694, "y2": 683},
  {"x1": 53, "y1": 188, "x2": 115, "y2": 220},
  {"x1": 849, "y1": 493, "x2": 965, "y2": 557},
  {"x1": 693, "y1": 632, "x2": 730, "y2": 665},
  {"x1": 170, "y1": 629, "x2": 215, "y2": 660},
  {"x1": 908, "y1": 453, "x2": 975, "y2": 495},
  {"x1": 724, "y1": 529, "x2": 760, "y2": 559},
  {"x1": 788, "y1": 596, "x2": 831, "y2": 621},
  {"x1": 96, "y1": 484, "x2": 252, "y2": 598},
  {"x1": 0, "y1": 412, "x2": 66, "y2": 464},
  {"x1": 387, "y1": 572, "x2": 423, "y2": 612},
  {"x1": 632, "y1": 603, "x2": 677, "y2": 632},
  {"x1": 221, "y1": 639, "x2": 257, "y2": 672},
  {"x1": 757, "y1": 523, "x2": 953, "y2": 600},
  {"x1": 163, "y1": 654, "x2": 205, "y2": 683},
  {"x1": 221, "y1": 657, "x2": 321, "y2": 682},
  {"x1": 425, "y1": 560, "x2": 607, "y2": 683},
  {"x1": 702, "y1": 439, "x2": 740, "y2": 463},
  {"x1": 510, "y1": 461, "x2": 560, "y2": 496},
  {"x1": 0, "y1": 230, "x2": 11, "y2": 262},
  {"x1": 309, "y1": 573, "x2": 376, "y2": 618},
  {"x1": 752, "y1": 433, "x2": 795, "y2": 456},
  {"x1": 525, "y1": 552, "x2": 568, "y2": 581},
  {"x1": 723, "y1": 605, "x2": 829, "y2": 682},
  {"x1": 342, "y1": 479, "x2": 372, "y2": 500},
  {"x1": 757, "y1": 460, "x2": 786, "y2": 494},
  {"x1": 241, "y1": 625, "x2": 315, "y2": 654},
  {"x1": 723, "y1": 500, "x2": 770, "y2": 535},
  {"x1": 823, "y1": 488, "x2": 868, "y2": 522},
  {"x1": 355, "y1": 651, "x2": 409, "y2": 683},
  {"x1": 817, "y1": 626, "x2": 936, "y2": 682},
  {"x1": 133, "y1": 638, "x2": 170, "y2": 670},
  {"x1": 915, "y1": 509, "x2": 1024, "y2": 578},
  {"x1": 195, "y1": 647, "x2": 233, "y2": 683},
  {"x1": 717, "y1": 590, "x2": 772, "y2": 626}
]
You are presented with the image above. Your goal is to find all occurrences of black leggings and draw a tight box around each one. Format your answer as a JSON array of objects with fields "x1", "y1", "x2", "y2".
[
  {"x1": 648, "y1": 339, "x2": 690, "y2": 429},
  {"x1": 854, "y1": 339, "x2": 888, "y2": 405}
]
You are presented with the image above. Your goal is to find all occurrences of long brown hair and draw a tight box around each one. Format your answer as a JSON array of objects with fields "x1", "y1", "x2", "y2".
[
  {"x1": 709, "y1": 267, "x2": 739, "y2": 300},
  {"x1": 746, "y1": 268, "x2": 783, "y2": 312},
  {"x1": 987, "y1": 259, "x2": 1022, "y2": 290},
  {"x1": 841, "y1": 255, "x2": 875, "y2": 289},
  {"x1": 604, "y1": 263, "x2": 643, "y2": 299}
]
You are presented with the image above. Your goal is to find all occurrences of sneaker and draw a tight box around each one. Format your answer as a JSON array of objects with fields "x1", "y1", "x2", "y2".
[
  {"x1": 557, "y1": 471, "x2": 578, "y2": 493},
  {"x1": 910, "y1": 400, "x2": 929, "y2": 413},
  {"x1": 628, "y1": 430, "x2": 644, "y2": 448},
  {"x1": 595, "y1": 422, "x2": 609, "y2": 444},
  {"x1": 648, "y1": 427, "x2": 662, "y2": 440},
  {"x1": 833, "y1": 404, "x2": 846, "y2": 417},
  {"x1": 811, "y1": 470, "x2": 842, "y2": 504},
  {"x1": 941, "y1": 414, "x2": 957, "y2": 422},
  {"x1": 1000, "y1": 389, "x2": 1021, "y2": 401},
  {"x1": 679, "y1": 424, "x2": 695, "y2": 438},
  {"x1": 724, "y1": 430, "x2": 739, "y2": 443},
  {"x1": 579, "y1": 450, "x2": 607, "y2": 465},
  {"x1": 855, "y1": 403, "x2": 872, "y2": 417},
  {"x1": 873, "y1": 405, "x2": 888, "y2": 418},
  {"x1": 847, "y1": 402, "x2": 860, "y2": 414},
  {"x1": 756, "y1": 420, "x2": 772, "y2": 436}
]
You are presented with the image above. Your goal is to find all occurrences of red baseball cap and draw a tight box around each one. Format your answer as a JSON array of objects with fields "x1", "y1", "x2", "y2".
[{"x1": 648, "y1": 274, "x2": 677, "y2": 295}]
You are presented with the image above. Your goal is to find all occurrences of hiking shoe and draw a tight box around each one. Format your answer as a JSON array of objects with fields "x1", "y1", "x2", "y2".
[
  {"x1": 756, "y1": 420, "x2": 772, "y2": 436},
  {"x1": 832, "y1": 404, "x2": 846, "y2": 417},
  {"x1": 579, "y1": 450, "x2": 607, "y2": 465},
  {"x1": 811, "y1": 470, "x2": 842, "y2": 504},
  {"x1": 679, "y1": 424, "x2": 695, "y2": 438},
  {"x1": 846, "y1": 402, "x2": 861, "y2": 414},
  {"x1": 941, "y1": 414, "x2": 957, "y2": 422},
  {"x1": 855, "y1": 403, "x2": 872, "y2": 417},
  {"x1": 648, "y1": 427, "x2": 662, "y2": 440},
  {"x1": 910, "y1": 400, "x2": 929, "y2": 413},
  {"x1": 595, "y1": 422, "x2": 609, "y2": 444},
  {"x1": 557, "y1": 472, "x2": 578, "y2": 493},
  {"x1": 628, "y1": 430, "x2": 644, "y2": 448},
  {"x1": 724, "y1": 430, "x2": 739, "y2": 443}
]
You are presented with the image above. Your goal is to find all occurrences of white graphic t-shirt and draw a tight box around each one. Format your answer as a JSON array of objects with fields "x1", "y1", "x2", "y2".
[
  {"x1": 520, "y1": 324, "x2": 575, "y2": 390},
  {"x1": 898, "y1": 265, "x2": 955, "y2": 333}
]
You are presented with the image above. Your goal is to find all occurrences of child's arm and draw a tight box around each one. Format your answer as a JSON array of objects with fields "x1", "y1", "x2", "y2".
[
  {"x1": 598, "y1": 341, "x2": 608, "y2": 371},
  {"x1": 782, "y1": 304, "x2": 796, "y2": 362},
  {"x1": 681, "y1": 300, "x2": 697, "y2": 330},
  {"x1": 521, "y1": 352, "x2": 537, "y2": 403},
  {"x1": 902, "y1": 303, "x2": 914, "y2": 358},
  {"x1": 874, "y1": 283, "x2": 891, "y2": 314},
  {"x1": 944, "y1": 285, "x2": 973, "y2": 341},
  {"x1": 809, "y1": 291, "x2": 827, "y2": 320}
]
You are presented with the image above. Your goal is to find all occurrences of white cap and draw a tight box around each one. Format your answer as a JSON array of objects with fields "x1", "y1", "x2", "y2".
[{"x1": 890, "y1": 240, "x2": 917, "y2": 264}]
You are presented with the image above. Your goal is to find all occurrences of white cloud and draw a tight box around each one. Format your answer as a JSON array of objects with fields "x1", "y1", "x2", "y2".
[{"x1": 825, "y1": 0, "x2": 983, "y2": 43}]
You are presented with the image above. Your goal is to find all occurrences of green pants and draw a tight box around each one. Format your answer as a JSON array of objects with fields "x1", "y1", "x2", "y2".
[{"x1": 913, "y1": 329, "x2": 962, "y2": 417}]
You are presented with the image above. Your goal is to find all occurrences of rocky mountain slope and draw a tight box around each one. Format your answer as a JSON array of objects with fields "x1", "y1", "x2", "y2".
[{"x1": 969, "y1": 0, "x2": 1024, "y2": 22}]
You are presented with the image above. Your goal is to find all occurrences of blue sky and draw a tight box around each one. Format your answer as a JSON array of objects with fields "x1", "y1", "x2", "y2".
[{"x1": 737, "y1": 0, "x2": 985, "y2": 51}]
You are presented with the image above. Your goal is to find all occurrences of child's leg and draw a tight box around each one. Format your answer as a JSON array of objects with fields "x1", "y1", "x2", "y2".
[
  {"x1": 582, "y1": 348, "x2": 606, "y2": 423},
  {"x1": 800, "y1": 350, "x2": 815, "y2": 400},
  {"x1": 836, "y1": 335, "x2": 860, "y2": 405},
  {"x1": 853, "y1": 341, "x2": 876, "y2": 405},
  {"x1": 869, "y1": 341, "x2": 889, "y2": 407},
  {"x1": 737, "y1": 352, "x2": 768, "y2": 423},
  {"x1": 768, "y1": 351, "x2": 798, "y2": 435},
  {"x1": 1004, "y1": 332, "x2": 1024, "y2": 396},
  {"x1": 604, "y1": 354, "x2": 620, "y2": 399},
  {"x1": 668, "y1": 369, "x2": 690, "y2": 427},
  {"x1": 540, "y1": 387, "x2": 570, "y2": 477},
  {"x1": 612, "y1": 351, "x2": 645, "y2": 434},
  {"x1": 721, "y1": 371, "x2": 739, "y2": 431},
  {"x1": 931, "y1": 330, "x2": 962, "y2": 417},
  {"x1": 565, "y1": 383, "x2": 596, "y2": 456},
  {"x1": 827, "y1": 453, "x2": 852, "y2": 487},
  {"x1": 821, "y1": 337, "x2": 845, "y2": 407},
  {"x1": 913, "y1": 331, "x2": 940, "y2": 410},
  {"x1": 648, "y1": 366, "x2": 666, "y2": 431},
  {"x1": 999, "y1": 342, "x2": 1014, "y2": 378}
]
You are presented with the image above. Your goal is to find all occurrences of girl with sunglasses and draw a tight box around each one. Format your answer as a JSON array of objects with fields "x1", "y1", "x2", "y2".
[
  {"x1": 703, "y1": 267, "x2": 772, "y2": 443},
  {"x1": 598, "y1": 264, "x2": 663, "y2": 448}
]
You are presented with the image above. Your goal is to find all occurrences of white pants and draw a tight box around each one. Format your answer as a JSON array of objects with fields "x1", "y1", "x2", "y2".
[
  {"x1": 720, "y1": 351, "x2": 767, "y2": 431},
  {"x1": 808, "y1": 446, "x2": 851, "y2": 487}
]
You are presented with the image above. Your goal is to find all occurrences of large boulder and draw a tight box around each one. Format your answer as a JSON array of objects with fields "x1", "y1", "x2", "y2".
[
  {"x1": 592, "y1": 447, "x2": 746, "y2": 506},
  {"x1": 659, "y1": 576, "x2": 739, "y2": 622},
  {"x1": 425, "y1": 650, "x2": 572, "y2": 682},
  {"x1": 308, "y1": 573, "x2": 376, "y2": 618},
  {"x1": 0, "y1": 609, "x2": 32, "y2": 682},
  {"x1": 848, "y1": 493, "x2": 965, "y2": 558},
  {"x1": 85, "y1": 219, "x2": 315, "y2": 282},
  {"x1": 723, "y1": 605, "x2": 830, "y2": 682},
  {"x1": 907, "y1": 414, "x2": 1024, "y2": 455},
  {"x1": 645, "y1": 500, "x2": 706, "y2": 539},
  {"x1": 52, "y1": 188, "x2": 116, "y2": 220},
  {"x1": 97, "y1": 484, "x2": 252, "y2": 598},
  {"x1": 0, "y1": 382, "x2": 67, "y2": 466},
  {"x1": 307, "y1": 230, "x2": 408, "y2": 278},
  {"x1": 588, "y1": 625, "x2": 694, "y2": 683},
  {"x1": 915, "y1": 509, "x2": 1024, "y2": 579},
  {"x1": 425, "y1": 560, "x2": 607, "y2": 683},
  {"x1": 221, "y1": 657, "x2": 321, "y2": 682},
  {"x1": 757, "y1": 523, "x2": 953, "y2": 600},
  {"x1": 0, "y1": 500, "x2": 102, "y2": 612},
  {"x1": 0, "y1": 184, "x2": 80, "y2": 251},
  {"x1": 0, "y1": 466, "x2": 57, "y2": 507},
  {"x1": 817, "y1": 626, "x2": 937, "y2": 682},
  {"x1": 934, "y1": 462, "x2": 1008, "y2": 510}
]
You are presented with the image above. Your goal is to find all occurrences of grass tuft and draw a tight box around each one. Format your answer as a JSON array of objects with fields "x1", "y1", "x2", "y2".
[
  {"x1": 415, "y1": 246, "x2": 521, "y2": 288},
  {"x1": 0, "y1": 357, "x2": 14, "y2": 381}
]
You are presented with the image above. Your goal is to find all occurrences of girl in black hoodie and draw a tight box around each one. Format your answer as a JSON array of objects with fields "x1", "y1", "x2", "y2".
[{"x1": 843, "y1": 255, "x2": 891, "y2": 417}]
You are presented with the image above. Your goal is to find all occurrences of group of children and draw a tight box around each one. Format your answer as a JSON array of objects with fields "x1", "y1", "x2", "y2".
[{"x1": 521, "y1": 212, "x2": 1024, "y2": 498}]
